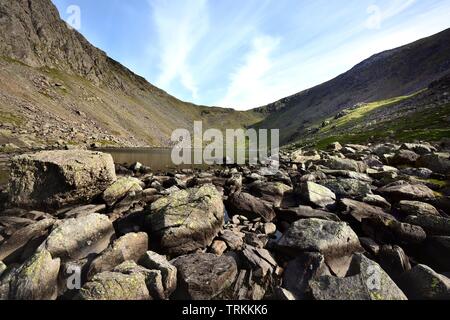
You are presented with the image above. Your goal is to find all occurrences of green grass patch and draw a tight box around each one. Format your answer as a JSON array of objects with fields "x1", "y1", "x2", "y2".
[{"x1": 0, "y1": 111, "x2": 24, "y2": 126}]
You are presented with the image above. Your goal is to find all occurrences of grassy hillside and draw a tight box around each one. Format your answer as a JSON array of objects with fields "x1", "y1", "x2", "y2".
[{"x1": 287, "y1": 75, "x2": 450, "y2": 150}]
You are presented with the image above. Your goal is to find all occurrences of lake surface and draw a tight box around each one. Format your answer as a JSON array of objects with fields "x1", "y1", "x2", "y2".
[
  {"x1": 98, "y1": 148, "x2": 214, "y2": 172},
  {"x1": 0, "y1": 147, "x2": 234, "y2": 186}
]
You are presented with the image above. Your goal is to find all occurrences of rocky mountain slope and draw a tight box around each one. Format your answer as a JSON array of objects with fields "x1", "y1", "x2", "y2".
[
  {"x1": 287, "y1": 73, "x2": 450, "y2": 150},
  {"x1": 0, "y1": 0, "x2": 262, "y2": 149},
  {"x1": 253, "y1": 28, "x2": 450, "y2": 144}
]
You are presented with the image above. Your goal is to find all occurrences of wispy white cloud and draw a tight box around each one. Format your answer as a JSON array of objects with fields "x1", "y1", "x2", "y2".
[
  {"x1": 366, "y1": 0, "x2": 416, "y2": 29},
  {"x1": 218, "y1": 35, "x2": 281, "y2": 110},
  {"x1": 150, "y1": 0, "x2": 209, "y2": 99}
]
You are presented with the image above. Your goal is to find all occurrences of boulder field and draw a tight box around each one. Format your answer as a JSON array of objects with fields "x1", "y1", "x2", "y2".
[{"x1": 0, "y1": 142, "x2": 449, "y2": 300}]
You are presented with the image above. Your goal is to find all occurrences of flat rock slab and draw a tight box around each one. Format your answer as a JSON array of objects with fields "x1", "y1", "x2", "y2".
[
  {"x1": 41, "y1": 213, "x2": 115, "y2": 262},
  {"x1": 77, "y1": 271, "x2": 151, "y2": 300},
  {"x1": 9, "y1": 150, "x2": 116, "y2": 209},
  {"x1": 378, "y1": 182, "x2": 436, "y2": 202},
  {"x1": 277, "y1": 218, "x2": 361, "y2": 260},
  {"x1": 148, "y1": 185, "x2": 224, "y2": 256},
  {"x1": 226, "y1": 191, "x2": 276, "y2": 222},
  {"x1": 171, "y1": 253, "x2": 237, "y2": 300}
]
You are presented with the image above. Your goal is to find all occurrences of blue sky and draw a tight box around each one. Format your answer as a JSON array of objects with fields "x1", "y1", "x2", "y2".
[{"x1": 51, "y1": 0, "x2": 450, "y2": 110}]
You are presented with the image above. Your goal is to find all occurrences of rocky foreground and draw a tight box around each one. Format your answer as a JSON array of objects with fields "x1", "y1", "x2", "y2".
[{"x1": 0, "y1": 141, "x2": 449, "y2": 300}]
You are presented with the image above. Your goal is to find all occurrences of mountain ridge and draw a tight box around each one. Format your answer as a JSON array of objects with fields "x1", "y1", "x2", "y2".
[
  {"x1": 253, "y1": 28, "x2": 450, "y2": 144},
  {"x1": 0, "y1": 0, "x2": 262, "y2": 149}
]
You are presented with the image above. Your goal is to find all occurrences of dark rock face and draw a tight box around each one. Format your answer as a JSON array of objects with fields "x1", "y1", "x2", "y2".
[
  {"x1": 9, "y1": 150, "x2": 116, "y2": 208},
  {"x1": 147, "y1": 185, "x2": 224, "y2": 256},
  {"x1": 398, "y1": 265, "x2": 450, "y2": 300},
  {"x1": 0, "y1": 0, "x2": 149, "y2": 90},
  {"x1": 226, "y1": 192, "x2": 276, "y2": 222},
  {"x1": 309, "y1": 254, "x2": 407, "y2": 300},
  {"x1": 282, "y1": 252, "x2": 331, "y2": 299},
  {"x1": 171, "y1": 253, "x2": 238, "y2": 300}
]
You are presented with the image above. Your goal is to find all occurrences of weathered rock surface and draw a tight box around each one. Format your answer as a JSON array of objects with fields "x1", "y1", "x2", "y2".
[
  {"x1": 397, "y1": 201, "x2": 440, "y2": 217},
  {"x1": 9, "y1": 150, "x2": 116, "y2": 208},
  {"x1": 276, "y1": 206, "x2": 340, "y2": 223},
  {"x1": 310, "y1": 254, "x2": 407, "y2": 300},
  {"x1": 41, "y1": 213, "x2": 114, "y2": 261},
  {"x1": 322, "y1": 157, "x2": 367, "y2": 173},
  {"x1": 0, "y1": 218, "x2": 55, "y2": 263},
  {"x1": 283, "y1": 252, "x2": 331, "y2": 299},
  {"x1": 140, "y1": 251, "x2": 177, "y2": 296},
  {"x1": 226, "y1": 191, "x2": 275, "y2": 222},
  {"x1": 297, "y1": 182, "x2": 336, "y2": 208},
  {"x1": 398, "y1": 264, "x2": 450, "y2": 300},
  {"x1": 416, "y1": 153, "x2": 450, "y2": 174},
  {"x1": 378, "y1": 182, "x2": 436, "y2": 202},
  {"x1": 148, "y1": 185, "x2": 224, "y2": 256},
  {"x1": 404, "y1": 215, "x2": 450, "y2": 236},
  {"x1": 320, "y1": 179, "x2": 372, "y2": 199},
  {"x1": 171, "y1": 253, "x2": 238, "y2": 300},
  {"x1": 277, "y1": 219, "x2": 361, "y2": 261},
  {"x1": 102, "y1": 177, "x2": 143, "y2": 206},
  {"x1": 77, "y1": 271, "x2": 151, "y2": 300},
  {"x1": 362, "y1": 215, "x2": 427, "y2": 245},
  {"x1": 6, "y1": 250, "x2": 60, "y2": 300},
  {"x1": 88, "y1": 232, "x2": 148, "y2": 278}
]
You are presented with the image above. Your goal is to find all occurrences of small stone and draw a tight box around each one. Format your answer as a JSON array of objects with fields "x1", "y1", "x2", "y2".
[{"x1": 211, "y1": 240, "x2": 227, "y2": 256}]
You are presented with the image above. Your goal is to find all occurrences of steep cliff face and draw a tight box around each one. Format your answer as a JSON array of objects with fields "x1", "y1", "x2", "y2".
[
  {"x1": 254, "y1": 28, "x2": 450, "y2": 144},
  {"x1": 0, "y1": 0, "x2": 262, "y2": 148},
  {"x1": 0, "y1": 0, "x2": 154, "y2": 91}
]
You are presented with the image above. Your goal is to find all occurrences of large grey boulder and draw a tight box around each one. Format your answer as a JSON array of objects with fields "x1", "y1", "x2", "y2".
[
  {"x1": 9, "y1": 150, "x2": 116, "y2": 208},
  {"x1": 362, "y1": 215, "x2": 427, "y2": 245},
  {"x1": 148, "y1": 185, "x2": 224, "y2": 256},
  {"x1": 41, "y1": 213, "x2": 115, "y2": 262},
  {"x1": 277, "y1": 218, "x2": 361, "y2": 275},
  {"x1": 171, "y1": 253, "x2": 237, "y2": 300},
  {"x1": 77, "y1": 271, "x2": 151, "y2": 300},
  {"x1": 87, "y1": 232, "x2": 148, "y2": 278},
  {"x1": 398, "y1": 264, "x2": 450, "y2": 300},
  {"x1": 310, "y1": 254, "x2": 407, "y2": 300},
  {"x1": 340, "y1": 198, "x2": 391, "y2": 222},
  {"x1": 6, "y1": 250, "x2": 60, "y2": 300}
]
